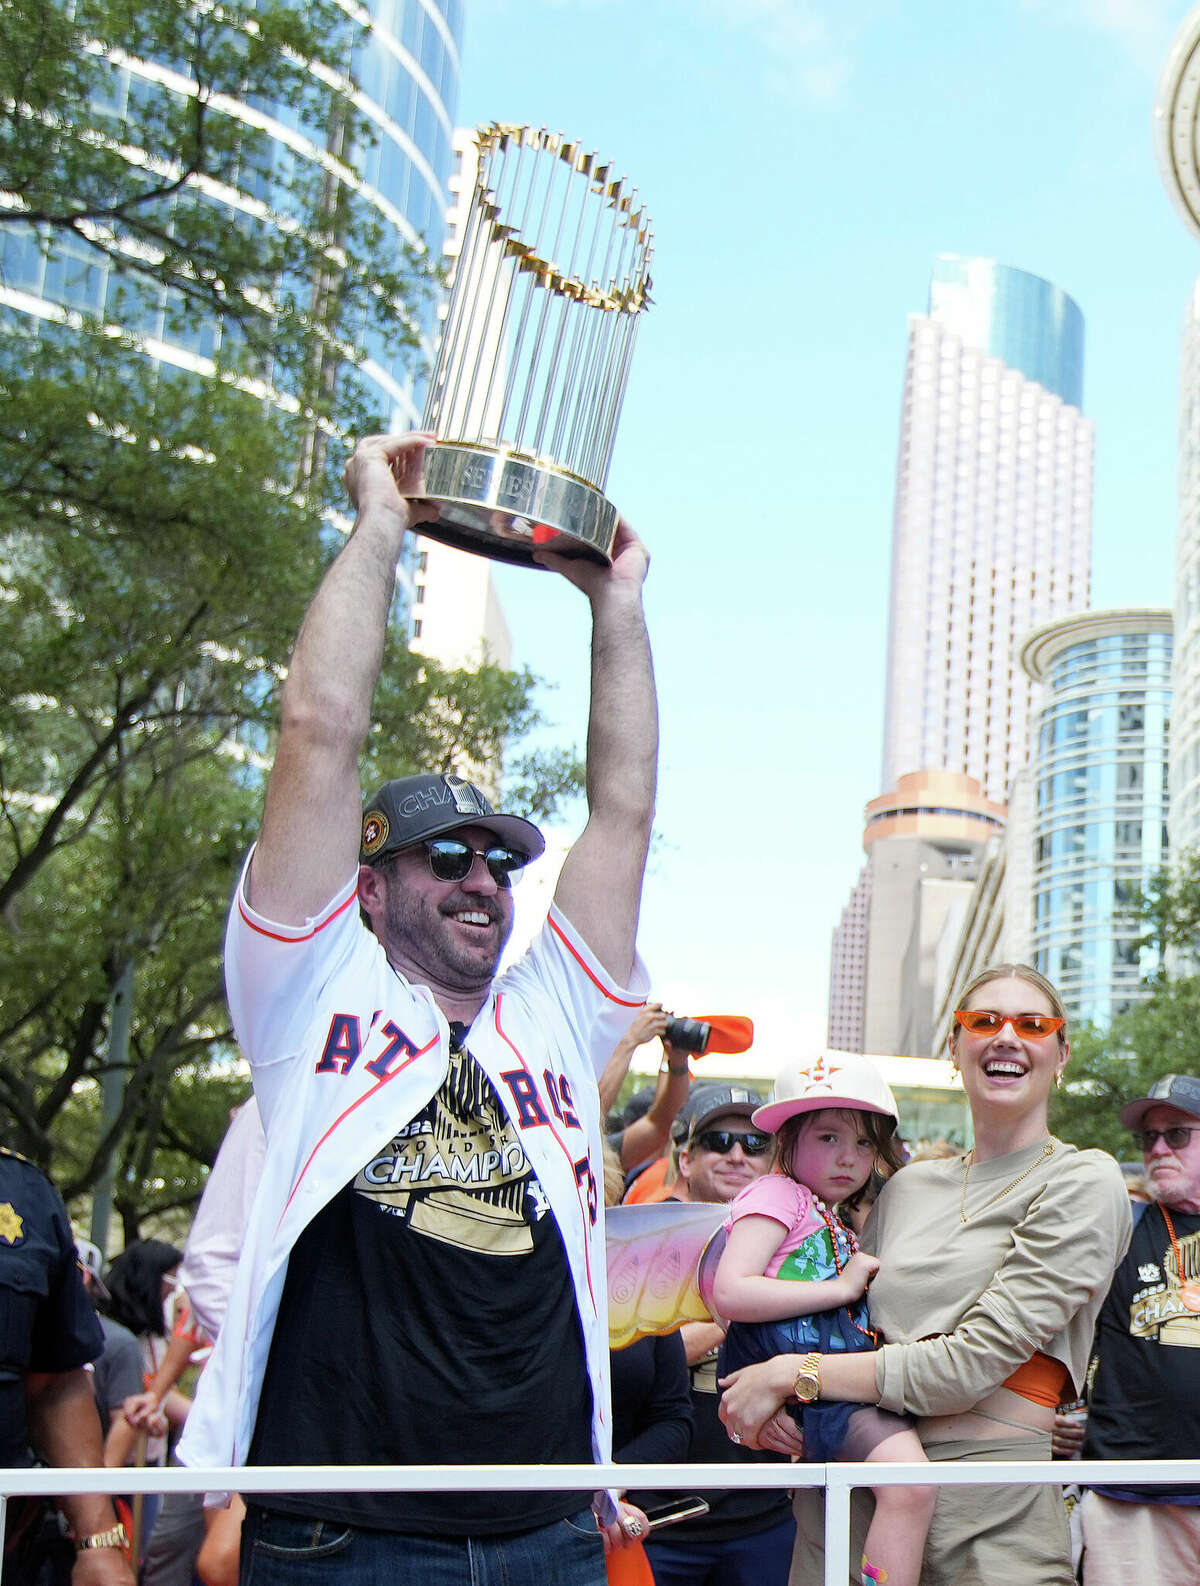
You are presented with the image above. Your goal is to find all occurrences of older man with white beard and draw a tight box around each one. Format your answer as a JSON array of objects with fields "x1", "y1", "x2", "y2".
[{"x1": 1077, "y1": 1074, "x2": 1200, "y2": 1586}]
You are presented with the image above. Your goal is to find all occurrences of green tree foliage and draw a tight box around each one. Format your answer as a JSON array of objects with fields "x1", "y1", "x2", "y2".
[
  {"x1": 0, "y1": 0, "x2": 584, "y2": 1237},
  {"x1": 1136, "y1": 851, "x2": 1200, "y2": 960},
  {"x1": 1050, "y1": 982, "x2": 1200, "y2": 1159},
  {"x1": 0, "y1": 0, "x2": 429, "y2": 431}
]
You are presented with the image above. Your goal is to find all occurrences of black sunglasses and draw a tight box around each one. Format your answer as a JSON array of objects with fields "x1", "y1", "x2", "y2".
[
  {"x1": 1133, "y1": 1126, "x2": 1200, "y2": 1152},
  {"x1": 424, "y1": 838, "x2": 527, "y2": 889},
  {"x1": 692, "y1": 1129, "x2": 772, "y2": 1157}
]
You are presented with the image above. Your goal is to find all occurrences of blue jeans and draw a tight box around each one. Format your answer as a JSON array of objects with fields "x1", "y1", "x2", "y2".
[
  {"x1": 239, "y1": 1504, "x2": 605, "y2": 1586},
  {"x1": 643, "y1": 1513, "x2": 796, "y2": 1586}
]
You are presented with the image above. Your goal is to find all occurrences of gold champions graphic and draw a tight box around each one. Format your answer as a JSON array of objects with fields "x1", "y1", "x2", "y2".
[
  {"x1": 353, "y1": 1049, "x2": 549, "y2": 1256},
  {"x1": 1130, "y1": 1226, "x2": 1200, "y2": 1347}
]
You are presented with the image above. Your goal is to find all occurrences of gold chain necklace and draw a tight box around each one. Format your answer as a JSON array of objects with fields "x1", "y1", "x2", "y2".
[{"x1": 959, "y1": 1139, "x2": 1057, "y2": 1224}]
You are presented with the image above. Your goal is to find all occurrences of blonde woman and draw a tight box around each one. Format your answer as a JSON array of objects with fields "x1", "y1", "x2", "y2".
[{"x1": 719, "y1": 965, "x2": 1132, "y2": 1586}]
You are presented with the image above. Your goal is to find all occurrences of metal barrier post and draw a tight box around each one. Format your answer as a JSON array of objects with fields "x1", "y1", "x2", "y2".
[
  {"x1": 824, "y1": 1467, "x2": 852, "y2": 1586},
  {"x1": 3, "y1": 1456, "x2": 1198, "y2": 1585}
]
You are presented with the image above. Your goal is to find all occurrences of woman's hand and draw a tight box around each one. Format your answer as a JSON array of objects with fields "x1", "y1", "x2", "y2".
[
  {"x1": 599, "y1": 1499, "x2": 652, "y2": 1553},
  {"x1": 718, "y1": 1356, "x2": 799, "y2": 1448}
]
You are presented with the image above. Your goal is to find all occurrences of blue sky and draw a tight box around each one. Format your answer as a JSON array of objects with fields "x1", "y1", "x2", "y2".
[{"x1": 456, "y1": 0, "x2": 1200, "y2": 1073}]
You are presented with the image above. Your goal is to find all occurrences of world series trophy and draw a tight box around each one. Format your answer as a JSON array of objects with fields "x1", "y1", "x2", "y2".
[{"x1": 403, "y1": 123, "x2": 654, "y2": 566}]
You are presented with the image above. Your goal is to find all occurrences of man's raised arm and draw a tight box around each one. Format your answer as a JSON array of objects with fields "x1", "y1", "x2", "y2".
[
  {"x1": 249, "y1": 434, "x2": 435, "y2": 925},
  {"x1": 539, "y1": 517, "x2": 657, "y2": 985}
]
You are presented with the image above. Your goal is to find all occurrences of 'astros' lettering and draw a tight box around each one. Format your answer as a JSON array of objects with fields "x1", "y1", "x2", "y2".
[
  {"x1": 316, "y1": 1013, "x2": 417, "y2": 1079},
  {"x1": 499, "y1": 1070, "x2": 550, "y2": 1128},
  {"x1": 543, "y1": 1069, "x2": 581, "y2": 1129},
  {"x1": 315, "y1": 1013, "x2": 361, "y2": 1074},
  {"x1": 573, "y1": 1155, "x2": 598, "y2": 1225},
  {"x1": 364, "y1": 1020, "x2": 418, "y2": 1080}
]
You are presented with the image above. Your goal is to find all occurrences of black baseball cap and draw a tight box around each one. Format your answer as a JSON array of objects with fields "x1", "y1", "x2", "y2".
[
  {"x1": 1119, "y1": 1074, "x2": 1200, "y2": 1132},
  {"x1": 673, "y1": 1083, "x2": 766, "y2": 1144},
  {"x1": 359, "y1": 773, "x2": 545, "y2": 866}
]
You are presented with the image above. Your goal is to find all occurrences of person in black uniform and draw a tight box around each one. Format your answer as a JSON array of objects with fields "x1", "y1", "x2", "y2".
[{"x1": 0, "y1": 1146, "x2": 134, "y2": 1586}]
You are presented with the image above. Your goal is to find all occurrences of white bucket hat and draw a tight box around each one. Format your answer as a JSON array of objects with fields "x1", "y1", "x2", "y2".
[{"x1": 752, "y1": 1051, "x2": 899, "y2": 1135}]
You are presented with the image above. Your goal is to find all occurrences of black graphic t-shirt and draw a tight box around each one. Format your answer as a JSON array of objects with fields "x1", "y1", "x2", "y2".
[
  {"x1": 250, "y1": 1049, "x2": 594, "y2": 1534},
  {"x1": 1084, "y1": 1201, "x2": 1200, "y2": 1500}
]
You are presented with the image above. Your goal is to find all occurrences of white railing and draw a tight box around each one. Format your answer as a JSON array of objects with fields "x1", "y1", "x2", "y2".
[{"x1": 4, "y1": 1459, "x2": 1194, "y2": 1586}]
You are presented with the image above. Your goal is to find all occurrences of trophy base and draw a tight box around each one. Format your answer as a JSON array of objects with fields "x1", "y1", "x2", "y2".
[{"x1": 403, "y1": 442, "x2": 616, "y2": 567}]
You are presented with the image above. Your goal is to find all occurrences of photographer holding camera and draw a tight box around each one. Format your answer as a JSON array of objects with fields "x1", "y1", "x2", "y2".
[{"x1": 599, "y1": 1003, "x2": 694, "y2": 1179}]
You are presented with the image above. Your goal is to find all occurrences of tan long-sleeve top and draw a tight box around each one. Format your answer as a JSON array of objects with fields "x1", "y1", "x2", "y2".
[{"x1": 862, "y1": 1138, "x2": 1131, "y2": 1419}]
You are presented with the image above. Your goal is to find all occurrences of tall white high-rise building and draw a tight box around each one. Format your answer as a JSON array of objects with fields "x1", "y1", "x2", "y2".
[
  {"x1": 830, "y1": 257, "x2": 1095, "y2": 1052},
  {"x1": 880, "y1": 256, "x2": 1094, "y2": 806},
  {"x1": 826, "y1": 864, "x2": 871, "y2": 1051},
  {"x1": 1169, "y1": 283, "x2": 1200, "y2": 855},
  {"x1": 1155, "y1": 15, "x2": 1200, "y2": 859}
]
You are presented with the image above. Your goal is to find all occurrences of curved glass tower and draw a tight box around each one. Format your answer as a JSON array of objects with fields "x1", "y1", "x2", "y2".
[
  {"x1": 1022, "y1": 610, "x2": 1173, "y2": 1027},
  {"x1": 928, "y1": 255, "x2": 1084, "y2": 410}
]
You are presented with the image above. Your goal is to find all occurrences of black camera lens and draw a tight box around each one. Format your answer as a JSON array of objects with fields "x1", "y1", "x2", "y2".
[{"x1": 664, "y1": 1016, "x2": 711, "y2": 1055}]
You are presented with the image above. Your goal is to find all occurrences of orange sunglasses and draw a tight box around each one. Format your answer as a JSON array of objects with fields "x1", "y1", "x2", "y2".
[{"x1": 955, "y1": 1010, "x2": 1065, "y2": 1040}]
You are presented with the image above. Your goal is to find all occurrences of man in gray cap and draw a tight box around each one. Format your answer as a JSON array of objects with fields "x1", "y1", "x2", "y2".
[
  {"x1": 630, "y1": 1084, "x2": 795, "y2": 1586},
  {"x1": 1076, "y1": 1074, "x2": 1200, "y2": 1585},
  {"x1": 179, "y1": 433, "x2": 657, "y2": 1584}
]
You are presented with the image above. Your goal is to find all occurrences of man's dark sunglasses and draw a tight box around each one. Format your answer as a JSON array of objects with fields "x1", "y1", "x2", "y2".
[
  {"x1": 1133, "y1": 1125, "x2": 1200, "y2": 1152},
  {"x1": 692, "y1": 1129, "x2": 772, "y2": 1157},
  {"x1": 424, "y1": 837, "x2": 527, "y2": 889}
]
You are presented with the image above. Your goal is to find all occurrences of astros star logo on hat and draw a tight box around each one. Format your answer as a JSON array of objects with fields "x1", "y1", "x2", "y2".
[{"x1": 799, "y1": 1054, "x2": 846, "y2": 1090}]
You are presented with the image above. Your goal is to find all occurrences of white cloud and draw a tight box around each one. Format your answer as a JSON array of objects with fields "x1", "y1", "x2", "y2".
[{"x1": 1023, "y1": 0, "x2": 1184, "y2": 69}]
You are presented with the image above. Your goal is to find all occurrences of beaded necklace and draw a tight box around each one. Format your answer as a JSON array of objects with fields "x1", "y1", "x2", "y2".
[
  {"x1": 811, "y1": 1192, "x2": 878, "y2": 1346},
  {"x1": 1158, "y1": 1203, "x2": 1200, "y2": 1314}
]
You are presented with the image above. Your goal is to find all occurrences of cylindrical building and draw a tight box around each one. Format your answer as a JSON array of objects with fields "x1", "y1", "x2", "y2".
[{"x1": 1021, "y1": 609, "x2": 1173, "y2": 1026}]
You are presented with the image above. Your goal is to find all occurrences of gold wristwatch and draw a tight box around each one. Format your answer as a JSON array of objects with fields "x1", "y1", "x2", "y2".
[
  {"x1": 77, "y1": 1523, "x2": 129, "y2": 1551},
  {"x1": 792, "y1": 1352, "x2": 822, "y2": 1404}
]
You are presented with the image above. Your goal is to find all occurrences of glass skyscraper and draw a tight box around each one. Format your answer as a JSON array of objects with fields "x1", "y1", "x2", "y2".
[
  {"x1": 879, "y1": 256, "x2": 1093, "y2": 807},
  {"x1": 831, "y1": 256, "x2": 1094, "y2": 1052},
  {"x1": 1022, "y1": 610, "x2": 1172, "y2": 1027},
  {"x1": 0, "y1": 0, "x2": 463, "y2": 435},
  {"x1": 927, "y1": 254, "x2": 1084, "y2": 410}
]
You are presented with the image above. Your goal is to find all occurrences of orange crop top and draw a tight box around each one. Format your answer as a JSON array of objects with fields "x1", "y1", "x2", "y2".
[{"x1": 1003, "y1": 1351, "x2": 1068, "y2": 1408}]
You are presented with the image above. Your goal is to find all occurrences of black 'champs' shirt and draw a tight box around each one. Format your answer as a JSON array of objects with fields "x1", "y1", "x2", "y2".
[{"x1": 250, "y1": 1049, "x2": 594, "y2": 1534}]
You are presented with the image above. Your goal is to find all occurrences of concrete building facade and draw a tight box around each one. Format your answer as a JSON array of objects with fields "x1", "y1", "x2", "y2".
[{"x1": 861, "y1": 770, "x2": 1005, "y2": 1058}]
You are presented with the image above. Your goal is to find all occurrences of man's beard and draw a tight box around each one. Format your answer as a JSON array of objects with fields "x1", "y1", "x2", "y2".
[{"x1": 381, "y1": 881, "x2": 512, "y2": 990}]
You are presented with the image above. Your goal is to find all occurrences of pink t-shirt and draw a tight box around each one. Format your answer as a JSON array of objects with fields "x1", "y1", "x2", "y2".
[{"x1": 723, "y1": 1174, "x2": 825, "y2": 1279}]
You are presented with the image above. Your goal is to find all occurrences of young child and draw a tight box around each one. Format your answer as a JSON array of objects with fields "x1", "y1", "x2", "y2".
[{"x1": 713, "y1": 1054, "x2": 935, "y2": 1586}]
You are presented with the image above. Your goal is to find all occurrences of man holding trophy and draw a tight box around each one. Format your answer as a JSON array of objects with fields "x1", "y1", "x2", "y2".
[{"x1": 178, "y1": 428, "x2": 658, "y2": 1586}]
